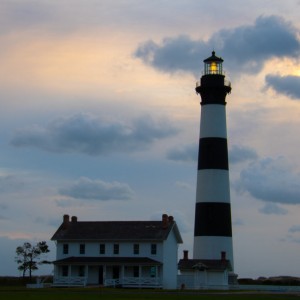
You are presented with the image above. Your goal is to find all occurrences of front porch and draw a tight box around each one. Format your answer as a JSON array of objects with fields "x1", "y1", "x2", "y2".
[{"x1": 53, "y1": 256, "x2": 162, "y2": 288}]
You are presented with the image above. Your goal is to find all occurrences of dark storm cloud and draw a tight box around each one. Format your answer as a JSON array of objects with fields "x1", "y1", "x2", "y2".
[
  {"x1": 265, "y1": 74, "x2": 300, "y2": 100},
  {"x1": 135, "y1": 15, "x2": 300, "y2": 76},
  {"x1": 59, "y1": 177, "x2": 135, "y2": 201},
  {"x1": 135, "y1": 35, "x2": 207, "y2": 76},
  {"x1": 235, "y1": 157, "x2": 300, "y2": 205},
  {"x1": 11, "y1": 113, "x2": 178, "y2": 155}
]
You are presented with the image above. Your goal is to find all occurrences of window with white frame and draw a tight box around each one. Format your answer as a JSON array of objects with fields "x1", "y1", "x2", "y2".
[
  {"x1": 113, "y1": 244, "x2": 119, "y2": 254},
  {"x1": 79, "y1": 244, "x2": 85, "y2": 254},
  {"x1": 133, "y1": 243, "x2": 139, "y2": 255},
  {"x1": 63, "y1": 244, "x2": 69, "y2": 254},
  {"x1": 151, "y1": 243, "x2": 157, "y2": 255},
  {"x1": 99, "y1": 243, "x2": 105, "y2": 254}
]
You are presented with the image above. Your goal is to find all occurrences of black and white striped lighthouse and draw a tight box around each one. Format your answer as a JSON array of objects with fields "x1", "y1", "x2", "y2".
[{"x1": 193, "y1": 51, "x2": 234, "y2": 269}]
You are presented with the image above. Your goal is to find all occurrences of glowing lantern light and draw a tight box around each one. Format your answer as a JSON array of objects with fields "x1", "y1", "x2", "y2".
[{"x1": 203, "y1": 51, "x2": 223, "y2": 75}]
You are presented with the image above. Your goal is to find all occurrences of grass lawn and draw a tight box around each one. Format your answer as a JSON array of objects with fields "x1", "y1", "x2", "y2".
[{"x1": 0, "y1": 287, "x2": 299, "y2": 300}]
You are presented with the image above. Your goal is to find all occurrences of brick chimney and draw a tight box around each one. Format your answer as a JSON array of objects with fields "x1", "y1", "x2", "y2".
[
  {"x1": 62, "y1": 214, "x2": 70, "y2": 229},
  {"x1": 168, "y1": 215, "x2": 174, "y2": 223},
  {"x1": 183, "y1": 250, "x2": 189, "y2": 260},
  {"x1": 71, "y1": 216, "x2": 77, "y2": 223},
  {"x1": 162, "y1": 214, "x2": 169, "y2": 229}
]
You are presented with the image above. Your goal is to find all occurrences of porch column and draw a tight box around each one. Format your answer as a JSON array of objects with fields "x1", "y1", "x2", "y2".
[
  {"x1": 139, "y1": 265, "x2": 142, "y2": 286},
  {"x1": 85, "y1": 265, "x2": 88, "y2": 286},
  {"x1": 69, "y1": 265, "x2": 72, "y2": 285},
  {"x1": 53, "y1": 265, "x2": 57, "y2": 278},
  {"x1": 121, "y1": 265, "x2": 124, "y2": 284}
]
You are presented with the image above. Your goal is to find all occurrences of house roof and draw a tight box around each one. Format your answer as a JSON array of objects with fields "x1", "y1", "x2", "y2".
[
  {"x1": 51, "y1": 214, "x2": 183, "y2": 243},
  {"x1": 178, "y1": 259, "x2": 231, "y2": 271},
  {"x1": 53, "y1": 256, "x2": 162, "y2": 265}
]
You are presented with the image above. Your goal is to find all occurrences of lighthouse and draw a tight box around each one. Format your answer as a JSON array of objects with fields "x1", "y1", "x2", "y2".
[{"x1": 193, "y1": 51, "x2": 234, "y2": 269}]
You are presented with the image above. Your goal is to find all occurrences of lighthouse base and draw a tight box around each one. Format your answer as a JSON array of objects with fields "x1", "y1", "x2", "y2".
[{"x1": 193, "y1": 236, "x2": 234, "y2": 270}]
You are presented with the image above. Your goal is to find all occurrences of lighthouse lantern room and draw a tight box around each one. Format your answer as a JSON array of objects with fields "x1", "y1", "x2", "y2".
[{"x1": 203, "y1": 51, "x2": 223, "y2": 75}]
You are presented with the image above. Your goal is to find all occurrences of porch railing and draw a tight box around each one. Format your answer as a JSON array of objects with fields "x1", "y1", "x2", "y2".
[
  {"x1": 53, "y1": 276, "x2": 87, "y2": 287},
  {"x1": 105, "y1": 277, "x2": 162, "y2": 288}
]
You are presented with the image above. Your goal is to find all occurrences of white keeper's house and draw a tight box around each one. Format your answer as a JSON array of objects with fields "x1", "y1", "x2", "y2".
[{"x1": 51, "y1": 214, "x2": 183, "y2": 288}]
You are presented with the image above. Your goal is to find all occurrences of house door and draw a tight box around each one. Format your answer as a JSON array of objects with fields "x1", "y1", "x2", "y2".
[
  {"x1": 98, "y1": 266, "x2": 104, "y2": 285},
  {"x1": 112, "y1": 266, "x2": 119, "y2": 279}
]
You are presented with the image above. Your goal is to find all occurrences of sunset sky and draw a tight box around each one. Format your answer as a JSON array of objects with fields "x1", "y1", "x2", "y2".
[{"x1": 1, "y1": 0, "x2": 300, "y2": 279}]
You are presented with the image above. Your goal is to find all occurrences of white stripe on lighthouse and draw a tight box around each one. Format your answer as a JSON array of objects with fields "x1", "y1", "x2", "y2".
[
  {"x1": 200, "y1": 104, "x2": 228, "y2": 138},
  {"x1": 196, "y1": 169, "x2": 230, "y2": 203}
]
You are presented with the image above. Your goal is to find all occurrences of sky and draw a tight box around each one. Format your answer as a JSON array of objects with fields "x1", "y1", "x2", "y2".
[{"x1": 1, "y1": 0, "x2": 300, "y2": 279}]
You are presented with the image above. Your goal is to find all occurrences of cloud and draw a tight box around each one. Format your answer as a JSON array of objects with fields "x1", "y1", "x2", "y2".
[
  {"x1": 229, "y1": 145, "x2": 258, "y2": 164},
  {"x1": 265, "y1": 74, "x2": 300, "y2": 100},
  {"x1": 0, "y1": 203, "x2": 8, "y2": 210},
  {"x1": 166, "y1": 143, "x2": 197, "y2": 162},
  {"x1": 288, "y1": 225, "x2": 300, "y2": 233},
  {"x1": 59, "y1": 177, "x2": 135, "y2": 201},
  {"x1": 0, "y1": 1, "x2": 54, "y2": 34},
  {"x1": 11, "y1": 113, "x2": 178, "y2": 156},
  {"x1": 281, "y1": 235, "x2": 300, "y2": 244},
  {"x1": 232, "y1": 218, "x2": 244, "y2": 226},
  {"x1": 55, "y1": 198, "x2": 77, "y2": 208},
  {"x1": 235, "y1": 157, "x2": 300, "y2": 204},
  {"x1": 135, "y1": 15, "x2": 300, "y2": 76},
  {"x1": 0, "y1": 214, "x2": 8, "y2": 220},
  {"x1": 259, "y1": 203, "x2": 288, "y2": 215},
  {"x1": 175, "y1": 181, "x2": 193, "y2": 190},
  {"x1": 135, "y1": 35, "x2": 207, "y2": 76},
  {"x1": 0, "y1": 174, "x2": 25, "y2": 193}
]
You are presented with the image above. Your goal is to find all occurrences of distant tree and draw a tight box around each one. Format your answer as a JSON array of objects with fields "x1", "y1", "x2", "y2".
[{"x1": 15, "y1": 241, "x2": 50, "y2": 279}]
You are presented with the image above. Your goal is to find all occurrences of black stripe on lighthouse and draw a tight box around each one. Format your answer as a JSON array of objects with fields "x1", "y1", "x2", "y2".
[
  {"x1": 194, "y1": 202, "x2": 232, "y2": 237},
  {"x1": 198, "y1": 137, "x2": 228, "y2": 170}
]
